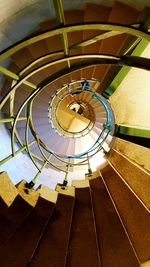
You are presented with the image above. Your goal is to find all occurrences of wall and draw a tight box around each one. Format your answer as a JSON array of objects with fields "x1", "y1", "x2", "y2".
[{"x1": 110, "y1": 43, "x2": 150, "y2": 128}]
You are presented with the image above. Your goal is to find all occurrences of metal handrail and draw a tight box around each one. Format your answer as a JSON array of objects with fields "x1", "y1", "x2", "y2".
[
  {"x1": 49, "y1": 82, "x2": 96, "y2": 138},
  {"x1": 0, "y1": 21, "x2": 149, "y2": 181}
]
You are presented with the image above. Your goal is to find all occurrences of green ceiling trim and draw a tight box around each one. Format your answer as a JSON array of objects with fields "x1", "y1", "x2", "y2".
[
  {"x1": 103, "y1": 39, "x2": 149, "y2": 98},
  {"x1": 115, "y1": 124, "x2": 150, "y2": 138}
]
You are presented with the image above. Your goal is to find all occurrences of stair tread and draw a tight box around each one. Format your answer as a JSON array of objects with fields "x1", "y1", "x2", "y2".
[
  {"x1": 100, "y1": 6, "x2": 150, "y2": 92},
  {"x1": 11, "y1": 48, "x2": 33, "y2": 69},
  {"x1": 66, "y1": 187, "x2": 100, "y2": 267},
  {"x1": 83, "y1": 3, "x2": 111, "y2": 55},
  {"x1": 90, "y1": 176, "x2": 140, "y2": 267},
  {"x1": 0, "y1": 196, "x2": 8, "y2": 216},
  {"x1": 113, "y1": 137, "x2": 150, "y2": 173},
  {"x1": 65, "y1": 10, "x2": 85, "y2": 79},
  {"x1": 101, "y1": 164, "x2": 150, "y2": 262},
  {"x1": 107, "y1": 149, "x2": 150, "y2": 209},
  {"x1": 93, "y1": 1, "x2": 140, "y2": 92},
  {"x1": 29, "y1": 194, "x2": 74, "y2": 267},
  {"x1": 0, "y1": 197, "x2": 54, "y2": 267},
  {"x1": 65, "y1": 9, "x2": 84, "y2": 55},
  {"x1": 0, "y1": 195, "x2": 33, "y2": 249}
]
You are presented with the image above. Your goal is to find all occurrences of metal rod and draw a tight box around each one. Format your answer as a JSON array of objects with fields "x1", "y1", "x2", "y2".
[
  {"x1": 32, "y1": 154, "x2": 51, "y2": 183},
  {"x1": 0, "y1": 65, "x2": 37, "y2": 89},
  {"x1": 64, "y1": 157, "x2": 71, "y2": 181},
  {"x1": 11, "y1": 88, "x2": 40, "y2": 156},
  {"x1": 2, "y1": 52, "x2": 150, "y2": 111},
  {"x1": 0, "y1": 116, "x2": 27, "y2": 123},
  {"x1": 24, "y1": 101, "x2": 41, "y2": 171},
  {"x1": 0, "y1": 23, "x2": 149, "y2": 61},
  {"x1": 87, "y1": 153, "x2": 92, "y2": 174},
  {"x1": 0, "y1": 140, "x2": 36, "y2": 165},
  {"x1": 53, "y1": 0, "x2": 70, "y2": 68}
]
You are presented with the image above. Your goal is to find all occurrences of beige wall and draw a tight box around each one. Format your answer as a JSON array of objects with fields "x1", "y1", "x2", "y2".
[{"x1": 110, "y1": 44, "x2": 150, "y2": 128}]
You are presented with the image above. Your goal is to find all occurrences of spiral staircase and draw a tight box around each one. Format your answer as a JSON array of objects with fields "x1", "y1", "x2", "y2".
[{"x1": 0, "y1": 1, "x2": 150, "y2": 266}]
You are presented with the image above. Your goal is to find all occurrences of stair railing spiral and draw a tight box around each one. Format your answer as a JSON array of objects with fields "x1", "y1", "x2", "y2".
[
  {"x1": 0, "y1": 21, "x2": 150, "y2": 187},
  {"x1": 48, "y1": 79, "x2": 96, "y2": 138}
]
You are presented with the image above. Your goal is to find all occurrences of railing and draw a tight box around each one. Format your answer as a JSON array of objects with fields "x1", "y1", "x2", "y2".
[
  {"x1": 48, "y1": 79, "x2": 98, "y2": 138},
  {"x1": 0, "y1": 21, "x2": 149, "y2": 187}
]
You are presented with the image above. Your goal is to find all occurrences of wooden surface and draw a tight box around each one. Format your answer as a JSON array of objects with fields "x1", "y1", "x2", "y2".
[
  {"x1": 101, "y1": 164, "x2": 150, "y2": 263},
  {"x1": 17, "y1": 180, "x2": 40, "y2": 207},
  {"x1": 90, "y1": 176, "x2": 140, "y2": 267},
  {"x1": 0, "y1": 172, "x2": 18, "y2": 206},
  {"x1": 0, "y1": 195, "x2": 32, "y2": 250},
  {"x1": 107, "y1": 149, "x2": 150, "y2": 210},
  {"x1": 0, "y1": 197, "x2": 55, "y2": 267},
  {"x1": 66, "y1": 187, "x2": 101, "y2": 267},
  {"x1": 29, "y1": 194, "x2": 74, "y2": 267}
]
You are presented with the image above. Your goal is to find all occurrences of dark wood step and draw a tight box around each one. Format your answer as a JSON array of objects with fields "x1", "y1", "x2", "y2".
[
  {"x1": 0, "y1": 195, "x2": 33, "y2": 249},
  {"x1": 81, "y1": 65, "x2": 95, "y2": 79},
  {"x1": 71, "y1": 69, "x2": 82, "y2": 81},
  {"x1": 66, "y1": 187, "x2": 100, "y2": 267},
  {"x1": 27, "y1": 40, "x2": 49, "y2": 60},
  {"x1": 39, "y1": 19, "x2": 63, "y2": 53},
  {"x1": 1, "y1": 78, "x2": 11, "y2": 97},
  {"x1": 93, "y1": 1, "x2": 140, "y2": 92},
  {"x1": 12, "y1": 48, "x2": 33, "y2": 70},
  {"x1": 0, "y1": 197, "x2": 55, "y2": 267},
  {"x1": 83, "y1": 3, "x2": 111, "y2": 55},
  {"x1": 40, "y1": 18, "x2": 67, "y2": 73},
  {"x1": 64, "y1": 10, "x2": 85, "y2": 80},
  {"x1": 28, "y1": 193, "x2": 74, "y2": 267},
  {"x1": 90, "y1": 176, "x2": 140, "y2": 267},
  {"x1": 100, "y1": 7, "x2": 150, "y2": 92},
  {"x1": 101, "y1": 164, "x2": 150, "y2": 263},
  {"x1": 59, "y1": 73, "x2": 71, "y2": 86},
  {"x1": 65, "y1": 10, "x2": 84, "y2": 55},
  {"x1": 100, "y1": 2, "x2": 140, "y2": 55},
  {"x1": 0, "y1": 196, "x2": 8, "y2": 216}
]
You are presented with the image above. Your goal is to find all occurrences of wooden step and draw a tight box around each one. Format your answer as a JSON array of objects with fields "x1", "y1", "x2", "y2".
[
  {"x1": 83, "y1": 3, "x2": 111, "y2": 54},
  {"x1": 27, "y1": 40, "x2": 49, "y2": 60},
  {"x1": 112, "y1": 138, "x2": 150, "y2": 173},
  {"x1": 82, "y1": 4, "x2": 111, "y2": 79},
  {"x1": 12, "y1": 48, "x2": 33, "y2": 70},
  {"x1": 107, "y1": 149, "x2": 150, "y2": 209},
  {"x1": 28, "y1": 193, "x2": 74, "y2": 267},
  {"x1": 64, "y1": 10, "x2": 84, "y2": 80},
  {"x1": 101, "y1": 164, "x2": 150, "y2": 263},
  {"x1": 60, "y1": 73, "x2": 71, "y2": 85},
  {"x1": 65, "y1": 9, "x2": 84, "y2": 56},
  {"x1": 82, "y1": 66, "x2": 95, "y2": 80},
  {"x1": 17, "y1": 180, "x2": 40, "y2": 207},
  {"x1": 90, "y1": 176, "x2": 140, "y2": 267},
  {"x1": 0, "y1": 172, "x2": 18, "y2": 206},
  {"x1": 100, "y1": 7, "x2": 150, "y2": 92},
  {"x1": 39, "y1": 19, "x2": 67, "y2": 74},
  {"x1": 0, "y1": 196, "x2": 55, "y2": 267},
  {"x1": 0, "y1": 196, "x2": 8, "y2": 216},
  {"x1": 93, "y1": 1, "x2": 140, "y2": 92},
  {"x1": 0, "y1": 194, "x2": 33, "y2": 249},
  {"x1": 100, "y1": 1, "x2": 140, "y2": 52},
  {"x1": 66, "y1": 187, "x2": 100, "y2": 267},
  {"x1": 39, "y1": 19, "x2": 63, "y2": 53}
]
